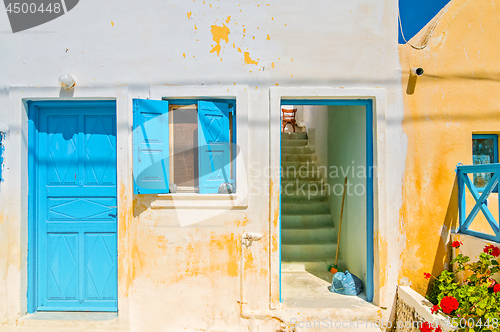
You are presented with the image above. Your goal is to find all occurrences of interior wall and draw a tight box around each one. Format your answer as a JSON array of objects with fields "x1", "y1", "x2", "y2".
[
  {"x1": 327, "y1": 105, "x2": 367, "y2": 289},
  {"x1": 300, "y1": 106, "x2": 329, "y2": 170}
]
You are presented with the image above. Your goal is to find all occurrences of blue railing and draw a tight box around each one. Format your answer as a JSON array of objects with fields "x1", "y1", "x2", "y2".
[{"x1": 457, "y1": 164, "x2": 500, "y2": 242}]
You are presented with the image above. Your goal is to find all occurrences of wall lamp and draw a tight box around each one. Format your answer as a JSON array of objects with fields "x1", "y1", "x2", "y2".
[{"x1": 58, "y1": 74, "x2": 76, "y2": 89}]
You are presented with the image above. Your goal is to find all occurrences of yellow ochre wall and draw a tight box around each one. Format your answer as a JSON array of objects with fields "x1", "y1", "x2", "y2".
[{"x1": 399, "y1": 0, "x2": 500, "y2": 294}]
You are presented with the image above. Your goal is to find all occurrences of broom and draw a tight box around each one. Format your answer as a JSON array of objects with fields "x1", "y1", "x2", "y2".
[{"x1": 329, "y1": 176, "x2": 347, "y2": 274}]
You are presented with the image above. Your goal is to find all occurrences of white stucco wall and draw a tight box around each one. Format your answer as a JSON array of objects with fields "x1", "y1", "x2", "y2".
[{"x1": 0, "y1": 0, "x2": 406, "y2": 330}]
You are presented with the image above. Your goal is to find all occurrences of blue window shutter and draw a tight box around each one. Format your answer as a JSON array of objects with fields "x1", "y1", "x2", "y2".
[
  {"x1": 133, "y1": 99, "x2": 169, "y2": 194},
  {"x1": 198, "y1": 101, "x2": 231, "y2": 194}
]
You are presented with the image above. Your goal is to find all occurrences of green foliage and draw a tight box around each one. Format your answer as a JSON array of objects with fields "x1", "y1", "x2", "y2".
[{"x1": 426, "y1": 247, "x2": 500, "y2": 332}]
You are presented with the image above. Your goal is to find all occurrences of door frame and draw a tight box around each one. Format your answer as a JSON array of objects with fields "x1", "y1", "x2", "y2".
[
  {"x1": 27, "y1": 100, "x2": 118, "y2": 313},
  {"x1": 269, "y1": 87, "x2": 390, "y2": 308},
  {"x1": 278, "y1": 99, "x2": 374, "y2": 301}
]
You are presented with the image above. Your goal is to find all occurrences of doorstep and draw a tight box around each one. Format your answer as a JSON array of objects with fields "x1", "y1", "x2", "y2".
[{"x1": 10, "y1": 312, "x2": 128, "y2": 332}]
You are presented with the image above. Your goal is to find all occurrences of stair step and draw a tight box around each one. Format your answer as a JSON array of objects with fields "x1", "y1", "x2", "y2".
[
  {"x1": 282, "y1": 161, "x2": 318, "y2": 169},
  {"x1": 281, "y1": 170, "x2": 323, "y2": 181},
  {"x1": 281, "y1": 132, "x2": 307, "y2": 140},
  {"x1": 281, "y1": 139, "x2": 308, "y2": 147},
  {"x1": 281, "y1": 180, "x2": 324, "y2": 190},
  {"x1": 281, "y1": 154, "x2": 317, "y2": 162},
  {"x1": 282, "y1": 227, "x2": 336, "y2": 244},
  {"x1": 282, "y1": 243, "x2": 336, "y2": 259},
  {"x1": 281, "y1": 261, "x2": 334, "y2": 272},
  {"x1": 281, "y1": 146, "x2": 315, "y2": 154},
  {"x1": 281, "y1": 202, "x2": 330, "y2": 215},
  {"x1": 282, "y1": 190, "x2": 327, "y2": 202},
  {"x1": 281, "y1": 214, "x2": 332, "y2": 228}
]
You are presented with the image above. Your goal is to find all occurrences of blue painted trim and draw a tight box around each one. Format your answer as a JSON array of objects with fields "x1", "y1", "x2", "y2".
[
  {"x1": 457, "y1": 168, "x2": 465, "y2": 234},
  {"x1": 281, "y1": 99, "x2": 371, "y2": 106},
  {"x1": 472, "y1": 134, "x2": 498, "y2": 193},
  {"x1": 279, "y1": 124, "x2": 283, "y2": 302},
  {"x1": 0, "y1": 132, "x2": 4, "y2": 184},
  {"x1": 28, "y1": 100, "x2": 116, "y2": 108},
  {"x1": 231, "y1": 104, "x2": 237, "y2": 189},
  {"x1": 27, "y1": 101, "x2": 37, "y2": 313},
  {"x1": 164, "y1": 98, "x2": 236, "y2": 105},
  {"x1": 365, "y1": 101, "x2": 374, "y2": 303},
  {"x1": 279, "y1": 99, "x2": 375, "y2": 303},
  {"x1": 472, "y1": 134, "x2": 498, "y2": 161},
  {"x1": 27, "y1": 100, "x2": 117, "y2": 313},
  {"x1": 458, "y1": 164, "x2": 500, "y2": 173}
]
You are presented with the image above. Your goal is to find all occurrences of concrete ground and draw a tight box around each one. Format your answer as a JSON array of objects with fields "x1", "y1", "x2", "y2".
[
  {"x1": 0, "y1": 272, "x2": 383, "y2": 332},
  {"x1": 281, "y1": 270, "x2": 383, "y2": 331},
  {"x1": 281, "y1": 270, "x2": 373, "y2": 309}
]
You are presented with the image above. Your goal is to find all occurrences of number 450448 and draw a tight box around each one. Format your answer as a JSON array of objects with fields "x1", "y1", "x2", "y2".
[
  {"x1": 449, "y1": 318, "x2": 499, "y2": 329},
  {"x1": 6, "y1": 2, "x2": 62, "y2": 14}
]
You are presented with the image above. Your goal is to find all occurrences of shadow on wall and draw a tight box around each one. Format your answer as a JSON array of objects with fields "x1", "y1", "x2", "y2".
[
  {"x1": 133, "y1": 195, "x2": 157, "y2": 218},
  {"x1": 427, "y1": 175, "x2": 459, "y2": 294}
]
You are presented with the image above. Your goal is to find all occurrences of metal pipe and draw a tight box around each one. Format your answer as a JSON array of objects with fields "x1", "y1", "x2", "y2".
[{"x1": 238, "y1": 232, "x2": 295, "y2": 332}]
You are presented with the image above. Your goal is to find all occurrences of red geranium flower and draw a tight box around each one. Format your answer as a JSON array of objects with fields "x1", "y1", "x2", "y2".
[
  {"x1": 424, "y1": 272, "x2": 432, "y2": 280},
  {"x1": 440, "y1": 296, "x2": 459, "y2": 314},
  {"x1": 484, "y1": 245, "x2": 500, "y2": 257},
  {"x1": 494, "y1": 284, "x2": 500, "y2": 293},
  {"x1": 435, "y1": 325, "x2": 442, "y2": 332},
  {"x1": 419, "y1": 321, "x2": 435, "y2": 332},
  {"x1": 451, "y1": 241, "x2": 463, "y2": 248},
  {"x1": 431, "y1": 304, "x2": 440, "y2": 314}
]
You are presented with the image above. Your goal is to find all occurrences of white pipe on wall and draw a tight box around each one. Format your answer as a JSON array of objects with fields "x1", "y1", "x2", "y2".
[{"x1": 238, "y1": 232, "x2": 295, "y2": 332}]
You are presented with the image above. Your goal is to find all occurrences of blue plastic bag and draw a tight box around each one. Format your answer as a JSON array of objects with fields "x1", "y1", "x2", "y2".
[{"x1": 328, "y1": 270, "x2": 363, "y2": 296}]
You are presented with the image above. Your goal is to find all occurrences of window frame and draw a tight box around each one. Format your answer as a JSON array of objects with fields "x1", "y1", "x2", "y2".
[
  {"x1": 472, "y1": 134, "x2": 499, "y2": 192},
  {"x1": 166, "y1": 99, "x2": 237, "y2": 194},
  {"x1": 147, "y1": 85, "x2": 249, "y2": 209}
]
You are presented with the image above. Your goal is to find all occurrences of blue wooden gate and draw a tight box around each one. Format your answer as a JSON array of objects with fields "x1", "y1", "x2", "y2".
[
  {"x1": 29, "y1": 101, "x2": 117, "y2": 312},
  {"x1": 457, "y1": 164, "x2": 500, "y2": 242}
]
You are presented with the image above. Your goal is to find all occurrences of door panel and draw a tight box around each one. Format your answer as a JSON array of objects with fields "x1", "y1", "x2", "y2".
[{"x1": 35, "y1": 102, "x2": 117, "y2": 311}]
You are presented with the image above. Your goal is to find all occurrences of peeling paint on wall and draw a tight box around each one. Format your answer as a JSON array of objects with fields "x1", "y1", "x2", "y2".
[
  {"x1": 398, "y1": 0, "x2": 500, "y2": 294},
  {"x1": 243, "y1": 51, "x2": 258, "y2": 65},
  {"x1": 210, "y1": 22, "x2": 230, "y2": 56}
]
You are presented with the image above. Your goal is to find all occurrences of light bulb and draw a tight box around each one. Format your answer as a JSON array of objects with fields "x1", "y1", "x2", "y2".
[{"x1": 58, "y1": 74, "x2": 75, "y2": 89}]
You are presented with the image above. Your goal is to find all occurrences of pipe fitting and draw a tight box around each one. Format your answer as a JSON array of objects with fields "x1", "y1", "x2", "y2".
[{"x1": 410, "y1": 67, "x2": 424, "y2": 76}]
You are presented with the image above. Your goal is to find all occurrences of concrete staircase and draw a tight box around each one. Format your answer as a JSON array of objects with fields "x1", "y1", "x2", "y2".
[{"x1": 281, "y1": 132, "x2": 336, "y2": 272}]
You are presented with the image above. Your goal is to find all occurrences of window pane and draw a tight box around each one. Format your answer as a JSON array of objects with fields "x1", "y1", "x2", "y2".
[
  {"x1": 473, "y1": 137, "x2": 496, "y2": 189},
  {"x1": 171, "y1": 105, "x2": 199, "y2": 190}
]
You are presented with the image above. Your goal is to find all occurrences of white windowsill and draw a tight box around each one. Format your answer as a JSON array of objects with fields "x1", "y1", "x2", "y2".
[{"x1": 152, "y1": 193, "x2": 247, "y2": 209}]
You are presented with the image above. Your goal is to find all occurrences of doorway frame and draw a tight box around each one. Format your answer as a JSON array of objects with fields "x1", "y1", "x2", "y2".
[
  {"x1": 7, "y1": 86, "x2": 130, "y2": 317},
  {"x1": 269, "y1": 87, "x2": 389, "y2": 308}
]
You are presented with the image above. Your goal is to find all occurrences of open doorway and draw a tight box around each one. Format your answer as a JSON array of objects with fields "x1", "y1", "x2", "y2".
[{"x1": 280, "y1": 100, "x2": 374, "y2": 307}]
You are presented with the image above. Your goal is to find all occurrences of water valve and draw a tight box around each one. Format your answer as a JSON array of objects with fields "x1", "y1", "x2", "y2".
[{"x1": 241, "y1": 232, "x2": 263, "y2": 248}]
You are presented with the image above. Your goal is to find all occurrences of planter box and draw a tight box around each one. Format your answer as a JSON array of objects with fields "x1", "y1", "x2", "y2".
[{"x1": 393, "y1": 286, "x2": 455, "y2": 332}]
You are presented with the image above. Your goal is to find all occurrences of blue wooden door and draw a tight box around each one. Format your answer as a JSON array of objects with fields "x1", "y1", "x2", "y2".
[{"x1": 34, "y1": 101, "x2": 117, "y2": 311}]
